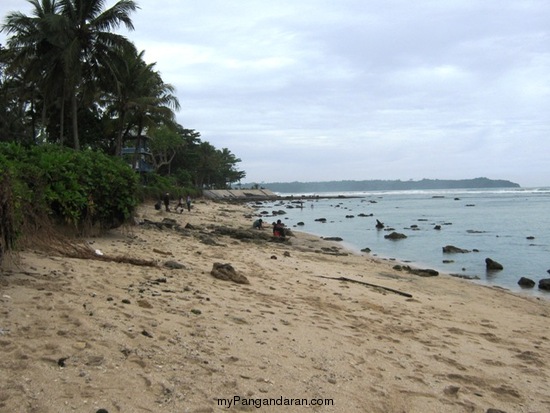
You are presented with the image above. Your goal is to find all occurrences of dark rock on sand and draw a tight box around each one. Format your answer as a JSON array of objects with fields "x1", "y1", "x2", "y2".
[
  {"x1": 164, "y1": 260, "x2": 186, "y2": 269},
  {"x1": 213, "y1": 226, "x2": 271, "y2": 241},
  {"x1": 160, "y1": 218, "x2": 178, "y2": 228},
  {"x1": 393, "y1": 265, "x2": 439, "y2": 277},
  {"x1": 323, "y1": 237, "x2": 343, "y2": 241},
  {"x1": 434, "y1": 225, "x2": 441, "y2": 230},
  {"x1": 315, "y1": 218, "x2": 327, "y2": 223},
  {"x1": 539, "y1": 279, "x2": 550, "y2": 291},
  {"x1": 199, "y1": 235, "x2": 226, "y2": 246},
  {"x1": 450, "y1": 273, "x2": 480, "y2": 280},
  {"x1": 411, "y1": 267, "x2": 438, "y2": 277},
  {"x1": 443, "y1": 245, "x2": 470, "y2": 253},
  {"x1": 210, "y1": 262, "x2": 250, "y2": 284},
  {"x1": 518, "y1": 277, "x2": 535, "y2": 288},
  {"x1": 485, "y1": 258, "x2": 504, "y2": 271},
  {"x1": 384, "y1": 232, "x2": 407, "y2": 240},
  {"x1": 296, "y1": 222, "x2": 305, "y2": 226},
  {"x1": 406, "y1": 267, "x2": 439, "y2": 277}
]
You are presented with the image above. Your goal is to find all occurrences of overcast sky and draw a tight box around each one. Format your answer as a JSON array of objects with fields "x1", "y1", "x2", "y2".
[{"x1": 1, "y1": 1, "x2": 549, "y2": 187}]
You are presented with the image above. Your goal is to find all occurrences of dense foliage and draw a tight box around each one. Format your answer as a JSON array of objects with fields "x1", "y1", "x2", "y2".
[{"x1": 1, "y1": 143, "x2": 138, "y2": 231}]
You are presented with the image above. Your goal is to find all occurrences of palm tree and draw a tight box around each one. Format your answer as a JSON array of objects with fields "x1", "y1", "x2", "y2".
[
  {"x1": 102, "y1": 48, "x2": 180, "y2": 156},
  {"x1": 2, "y1": 0, "x2": 65, "y2": 143},
  {"x1": 123, "y1": 62, "x2": 180, "y2": 142},
  {"x1": 57, "y1": 0, "x2": 138, "y2": 150},
  {"x1": 2, "y1": 0, "x2": 138, "y2": 149}
]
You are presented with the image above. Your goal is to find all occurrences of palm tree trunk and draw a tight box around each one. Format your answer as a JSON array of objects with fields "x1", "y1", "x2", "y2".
[
  {"x1": 71, "y1": 93, "x2": 79, "y2": 150},
  {"x1": 59, "y1": 97, "x2": 65, "y2": 146},
  {"x1": 116, "y1": 110, "x2": 126, "y2": 156}
]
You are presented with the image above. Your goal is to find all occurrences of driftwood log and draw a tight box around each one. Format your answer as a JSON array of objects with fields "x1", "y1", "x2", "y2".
[{"x1": 316, "y1": 275, "x2": 413, "y2": 298}]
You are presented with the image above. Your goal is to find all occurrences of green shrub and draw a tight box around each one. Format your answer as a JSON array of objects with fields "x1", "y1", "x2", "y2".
[{"x1": 0, "y1": 143, "x2": 139, "y2": 231}]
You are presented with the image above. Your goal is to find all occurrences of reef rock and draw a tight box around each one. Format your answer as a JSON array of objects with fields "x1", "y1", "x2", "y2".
[
  {"x1": 539, "y1": 279, "x2": 550, "y2": 291},
  {"x1": 384, "y1": 232, "x2": 407, "y2": 240},
  {"x1": 485, "y1": 258, "x2": 504, "y2": 271},
  {"x1": 210, "y1": 263, "x2": 249, "y2": 284},
  {"x1": 442, "y1": 245, "x2": 470, "y2": 253},
  {"x1": 517, "y1": 277, "x2": 535, "y2": 288}
]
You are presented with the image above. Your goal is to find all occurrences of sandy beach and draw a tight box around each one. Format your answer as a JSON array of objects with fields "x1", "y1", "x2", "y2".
[{"x1": 1, "y1": 199, "x2": 549, "y2": 413}]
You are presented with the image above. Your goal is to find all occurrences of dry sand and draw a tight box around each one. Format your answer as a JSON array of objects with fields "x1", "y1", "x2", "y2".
[{"x1": 1, "y1": 199, "x2": 549, "y2": 413}]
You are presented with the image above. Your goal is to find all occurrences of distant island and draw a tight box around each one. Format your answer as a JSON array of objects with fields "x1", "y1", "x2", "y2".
[{"x1": 246, "y1": 177, "x2": 520, "y2": 193}]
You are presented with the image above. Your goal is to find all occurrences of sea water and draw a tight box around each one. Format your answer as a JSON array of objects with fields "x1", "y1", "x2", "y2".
[{"x1": 256, "y1": 188, "x2": 550, "y2": 298}]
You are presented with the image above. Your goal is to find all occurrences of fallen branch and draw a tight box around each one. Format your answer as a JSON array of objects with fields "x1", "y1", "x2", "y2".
[
  {"x1": 65, "y1": 251, "x2": 158, "y2": 267},
  {"x1": 316, "y1": 275, "x2": 413, "y2": 298},
  {"x1": 52, "y1": 243, "x2": 158, "y2": 267}
]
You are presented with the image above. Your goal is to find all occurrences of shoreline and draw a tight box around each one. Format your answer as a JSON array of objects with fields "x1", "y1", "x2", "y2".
[
  {"x1": 250, "y1": 193, "x2": 550, "y2": 300},
  {"x1": 1, "y1": 199, "x2": 549, "y2": 412}
]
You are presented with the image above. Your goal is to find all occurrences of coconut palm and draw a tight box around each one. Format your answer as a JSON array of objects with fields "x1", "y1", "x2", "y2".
[
  {"x1": 2, "y1": 0, "x2": 66, "y2": 143},
  {"x1": 101, "y1": 48, "x2": 179, "y2": 156},
  {"x1": 2, "y1": 0, "x2": 138, "y2": 149},
  {"x1": 58, "y1": 0, "x2": 138, "y2": 150}
]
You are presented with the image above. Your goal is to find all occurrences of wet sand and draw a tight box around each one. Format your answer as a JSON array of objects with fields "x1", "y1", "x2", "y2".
[{"x1": 1, "y1": 199, "x2": 549, "y2": 413}]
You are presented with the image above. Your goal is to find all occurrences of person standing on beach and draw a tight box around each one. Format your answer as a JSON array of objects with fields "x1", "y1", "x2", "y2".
[
  {"x1": 186, "y1": 195, "x2": 192, "y2": 212},
  {"x1": 163, "y1": 192, "x2": 170, "y2": 211},
  {"x1": 176, "y1": 196, "x2": 185, "y2": 214}
]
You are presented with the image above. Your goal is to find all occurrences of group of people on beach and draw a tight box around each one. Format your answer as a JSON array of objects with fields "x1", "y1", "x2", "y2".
[
  {"x1": 253, "y1": 218, "x2": 286, "y2": 239},
  {"x1": 155, "y1": 193, "x2": 192, "y2": 213}
]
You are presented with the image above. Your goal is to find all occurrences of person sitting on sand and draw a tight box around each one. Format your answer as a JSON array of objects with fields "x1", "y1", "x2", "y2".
[
  {"x1": 252, "y1": 218, "x2": 264, "y2": 229},
  {"x1": 273, "y1": 219, "x2": 286, "y2": 238}
]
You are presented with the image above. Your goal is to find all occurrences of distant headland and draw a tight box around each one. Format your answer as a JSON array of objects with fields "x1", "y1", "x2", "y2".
[{"x1": 246, "y1": 177, "x2": 520, "y2": 193}]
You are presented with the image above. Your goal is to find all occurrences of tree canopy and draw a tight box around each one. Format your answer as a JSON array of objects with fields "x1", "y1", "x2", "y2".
[{"x1": 0, "y1": 0, "x2": 245, "y2": 189}]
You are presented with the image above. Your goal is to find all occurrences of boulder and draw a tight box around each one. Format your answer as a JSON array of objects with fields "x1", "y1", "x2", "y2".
[
  {"x1": 517, "y1": 277, "x2": 535, "y2": 288},
  {"x1": 384, "y1": 232, "x2": 407, "y2": 240},
  {"x1": 539, "y1": 279, "x2": 550, "y2": 291},
  {"x1": 485, "y1": 258, "x2": 503, "y2": 271},
  {"x1": 442, "y1": 245, "x2": 470, "y2": 253},
  {"x1": 210, "y1": 263, "x2": 249, "y2": 284}
]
